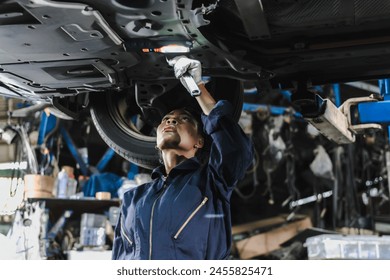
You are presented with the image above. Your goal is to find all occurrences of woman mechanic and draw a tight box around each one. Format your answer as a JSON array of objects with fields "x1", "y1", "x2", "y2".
[{"x1": 112, "y1": 56, "x2": 254, "y2": 260}]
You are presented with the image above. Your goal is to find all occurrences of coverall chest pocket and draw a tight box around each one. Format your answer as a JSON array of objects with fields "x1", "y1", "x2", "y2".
[
  {"x1": 173, "y1": 196, "x2": 208, "y2": 240},
  {"x1": 120, "y1": 218, "x2": 135, "y2": 255}
]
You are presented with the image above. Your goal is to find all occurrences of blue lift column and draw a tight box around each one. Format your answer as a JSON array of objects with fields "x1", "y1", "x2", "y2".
[
  {"x1": 60, "y1": 126, "x2": 89, "y2": 176},
  {"x1": 357, "y1": 79, "x2": 390, "y2": 129},
  {"x1": 332, "y1": 84, "x2": 342, "y2": 107},
  {"x1": 96, "y1": 148, "x2": 116, "y2": 173},
  {"x1": 37, "y1": 111, "x2": 57, "y2": 146},
  {"x1": 378, "y1": 79, "x2": 390, "y2": 139}
]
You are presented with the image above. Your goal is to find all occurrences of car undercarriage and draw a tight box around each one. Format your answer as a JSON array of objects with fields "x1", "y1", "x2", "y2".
[{"x1": 2, "y1": 0, "x2": 390, "y2": 260}]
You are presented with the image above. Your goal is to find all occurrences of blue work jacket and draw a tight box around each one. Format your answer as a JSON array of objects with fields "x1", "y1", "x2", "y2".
[{"x1": 112, "y1": 100, "x2": 253, "y2": 260}]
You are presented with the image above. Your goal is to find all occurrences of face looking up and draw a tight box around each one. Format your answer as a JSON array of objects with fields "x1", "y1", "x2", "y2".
[{"x1": 156, "y1": 109, "x2": 204, "y2": 152}]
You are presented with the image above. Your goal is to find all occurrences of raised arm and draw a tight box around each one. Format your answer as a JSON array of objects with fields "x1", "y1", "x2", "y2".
[
  {"x1": 168, "y1": 55, "x2": 216, "y2": 115},
  {"x1": 169, "y1": 56, "x2": 254, "y2": 196}
]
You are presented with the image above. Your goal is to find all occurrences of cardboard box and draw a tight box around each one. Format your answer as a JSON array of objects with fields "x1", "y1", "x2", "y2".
[
  {"x1": 232, "y1": 214, "x2": 312, "y2": 259},
  {"x1": 24, "y1": 174, "x2": 55, "y2": 198}
]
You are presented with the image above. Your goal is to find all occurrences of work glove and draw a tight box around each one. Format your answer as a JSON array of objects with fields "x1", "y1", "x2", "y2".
[{"x1": 168, "y1": 56, "x2": 204, "y2": 94}]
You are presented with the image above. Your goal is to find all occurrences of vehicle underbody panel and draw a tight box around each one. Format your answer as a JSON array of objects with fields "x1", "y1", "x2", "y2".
[
  {"x1": 2, "y1": 0, "x2": 390, "y2": 168},
  {"x1": 2, "y1": 0, "x2": 390, "y2": 98}
]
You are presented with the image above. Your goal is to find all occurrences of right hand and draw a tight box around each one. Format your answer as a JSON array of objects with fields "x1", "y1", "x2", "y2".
[{"x1": 168, "y1": 56, "x2": 203, "y2": 86}]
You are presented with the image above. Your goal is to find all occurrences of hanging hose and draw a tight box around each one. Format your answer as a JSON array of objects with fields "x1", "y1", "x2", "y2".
[
  {"x1": 17, "y1": 125, "x2": 38, "y2": 174},
  {"x1": 233, "y1": 147, "x2": 259, "y2": 200},
  {"x1": 284, "y1": 121, "x2": 301, "y2": 213},
  {"x1": 332, "y1": 146, "x2": 343, "y2": 229},
  {"x1": 8, "y1": 136, "x2": 24, "y2": 198},
  {"x1": 345, "y1": 144, "x2": 361, "y2": 227},
  {"x1": 39, "y1": 117, "x2": 60, "y2": 175}
]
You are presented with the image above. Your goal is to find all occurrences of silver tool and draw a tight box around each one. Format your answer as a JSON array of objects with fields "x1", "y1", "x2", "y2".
[{"x1": 181, "y1": 73, "x2": 201, "y2": 96}]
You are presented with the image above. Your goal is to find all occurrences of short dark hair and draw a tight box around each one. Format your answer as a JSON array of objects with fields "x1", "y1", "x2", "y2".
[
  {"x1": 182, "y1": 107, "x2": 204, "y2": 137},
  {"x1": 182, "y1": 107, "x2": 211, "y2": 164}
]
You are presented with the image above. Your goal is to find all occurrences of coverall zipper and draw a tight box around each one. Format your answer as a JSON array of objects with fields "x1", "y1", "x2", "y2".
[
  {"x1": 173, "y1": 196, "x2": 208, "y2": 240},
  {"x1": 121, "y1": 218, "x2": 133, "y2": 246},
  {"x1": 149, "y1": 182, "x2": 167, "y2": 260}
]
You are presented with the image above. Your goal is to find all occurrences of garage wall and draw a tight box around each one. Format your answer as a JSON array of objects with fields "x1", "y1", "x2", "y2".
[{"x1": 0, "y1": 144, "x2": 15, "y2": 163}]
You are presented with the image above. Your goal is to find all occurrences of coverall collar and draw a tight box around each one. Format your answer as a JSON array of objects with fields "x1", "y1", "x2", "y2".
[{"x1": 151, "y1": 157, "x2": 201, "y2": 190}]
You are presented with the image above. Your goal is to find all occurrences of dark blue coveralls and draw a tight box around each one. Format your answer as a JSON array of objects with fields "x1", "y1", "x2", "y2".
[{"x1": 112, "y1": 100, "x2": 253, "y2": 259}]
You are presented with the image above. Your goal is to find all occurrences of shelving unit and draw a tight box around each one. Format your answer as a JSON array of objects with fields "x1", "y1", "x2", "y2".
[
  {"x1": 25, "y1": 197, "x2": 121, "y2": 259},
  {"x1": 27, "y1": 197, "x2": 120, "y2": 223}
]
